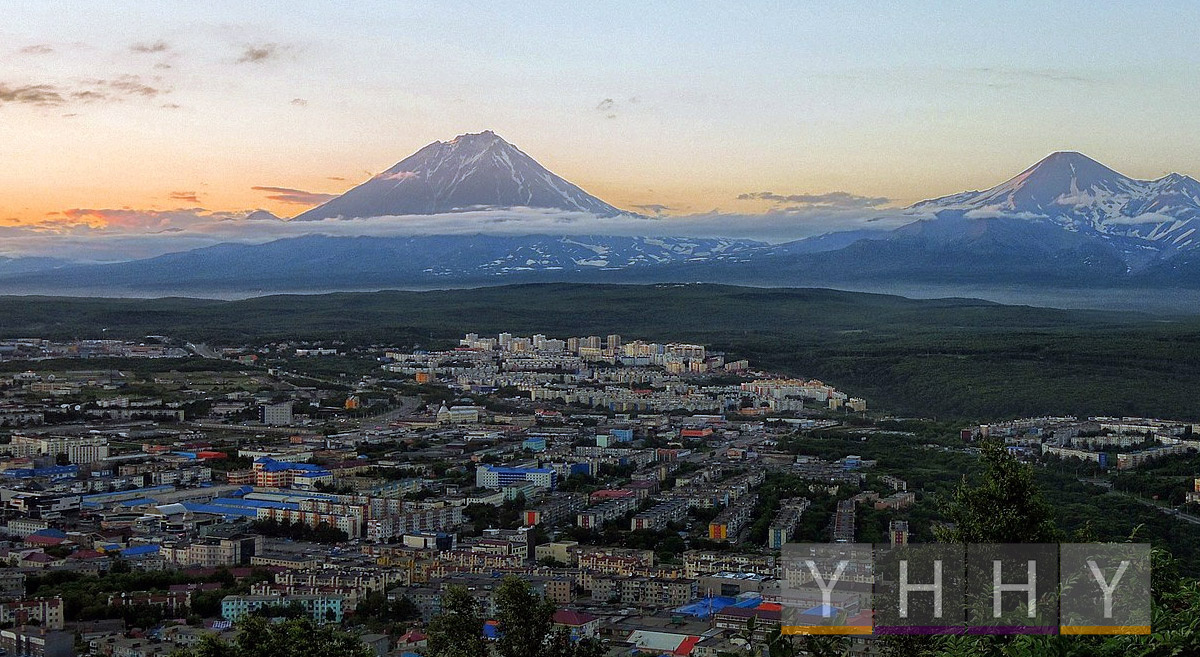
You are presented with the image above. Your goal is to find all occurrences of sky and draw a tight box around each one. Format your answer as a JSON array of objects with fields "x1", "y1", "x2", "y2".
[{"x1": 4, "y1": 1, "x2": 1200, "y2": 258}]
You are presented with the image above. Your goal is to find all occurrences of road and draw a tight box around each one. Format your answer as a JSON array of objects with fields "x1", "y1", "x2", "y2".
[
  {"x1": 186, "y1": 342, "x2": 222, "y2": 359},
  {"x1": 354, "y1": 396, "x2": 423, "y2": 430},
  {"x1": 1080, "y1": 478, "x2": 1200, "y2": 527}
]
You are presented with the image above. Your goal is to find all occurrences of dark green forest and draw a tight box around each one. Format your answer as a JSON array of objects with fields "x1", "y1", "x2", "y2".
[{"x1": 3, "y1": 283, "x2": 1198, "y2": 420}]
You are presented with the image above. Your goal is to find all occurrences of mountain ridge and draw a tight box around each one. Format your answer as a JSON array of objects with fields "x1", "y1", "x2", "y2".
[
  {"x1": 6, "y1": 149, "x2": 1200, "y2": 297},
  {"x1": 911, "y1": 151, "x2": 1200, "y2": 251},
  {"x1": 293, "y1": 131, "x2": 628, "y2": 220}
]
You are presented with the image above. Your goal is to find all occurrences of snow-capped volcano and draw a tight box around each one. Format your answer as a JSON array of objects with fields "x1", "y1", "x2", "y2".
[
  {"x1": 911, "y1": 151, "x2": 1200, "y2": 250},
  {"x1": 294, "y1": 131, "x2": 627, "y2": 220}
]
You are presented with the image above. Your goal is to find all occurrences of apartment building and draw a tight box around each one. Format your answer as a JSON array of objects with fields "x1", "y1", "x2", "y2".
[
  {"x1": 7, "y1": 435, "x2": 109, "y2": 464},
  {"x1": 221, "y1": 594, "x2": 344, "y2": 624},
  {"x1": 576, "y1": 496, "x2": 638, "y2": 529},
  {"x1": 684, "y1": 551, "x2": 778, "y2": 578},
  {"x1": 0, "y1": 597, "x2": 64, "y2": 630},
  {"x1": 591, "y1": 576, "x2": 697, "y2": 607},
  {"x1": 631, "y1": 499, "x2": 689, "y2": 531}
]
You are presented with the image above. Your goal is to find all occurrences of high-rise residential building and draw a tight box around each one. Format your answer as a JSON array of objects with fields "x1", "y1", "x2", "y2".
[
  {"x1": 606, "y1": 334, "x2": 622, "y2": 352},
  {"x1": 6, "y1": 435, "x2": 109, "y2": 465},
  {"x1": 260, "y1": 401, "x2": 293, "y2": 426}
]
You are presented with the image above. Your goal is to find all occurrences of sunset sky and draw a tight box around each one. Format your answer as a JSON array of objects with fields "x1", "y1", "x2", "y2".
[{"x1": 5, "y1": 1, "x2": 1200, "y2": 237}]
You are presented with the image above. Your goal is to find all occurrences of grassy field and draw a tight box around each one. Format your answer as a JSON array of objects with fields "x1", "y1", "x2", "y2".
[{"x1": 2, "y1": 283, "x2": 1198, "y2": 420}]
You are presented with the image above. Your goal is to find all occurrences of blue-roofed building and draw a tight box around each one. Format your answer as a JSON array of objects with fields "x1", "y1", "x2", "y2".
[
  {"x1": 244, "y1": 489, "x2": 337, "y2": 501},
  {"x1": 253, "y1": 458, "x2": 333, "y2": 488},
  {"x1": 210, "y1": 497, "x2": 299, "y2": 510},
  {"x1": 674, "y1": 596, "x2": 739, "y2": 619},
  {"x1": 31, "y1": 528, "x2": 67, "y2": 540},
  {"x1": 120, "y1": 544, "x2": 161, "y2": 559},
  {"x1": 475, "y1": 465, "x2": 557, "y2": 490},
  {"x1": 181, "y1": 502, "x2": 258, "y2": 519},
  {"x1": 0, "y1": 464, "x2": 79, "y2": 480},
  {"x1": 82, "y1": 485, "x2": 176, "y2": 506}
]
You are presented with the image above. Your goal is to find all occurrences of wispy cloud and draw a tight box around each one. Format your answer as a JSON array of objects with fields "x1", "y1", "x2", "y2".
[
  {"x1": 949, "y1": 66, "x2": 1101, "y2": 91},
  {"x1": 168, "y1": 191, "x2": 200, "y2": 203},
  {"x1": 0, "y1": 83, "x2": 65, "y2": 106},
  {"x1": 130, "y1": 40, "x2": 169, "y2": 54},
  {"x1": 290, "y1": 97, "x2": 307, "y2": 106},
  {"x1": 632, "y1": 204, "x2": 671, "y2": 215},
  {"x1": 376, "y1": 171, "x2": 418, "y2": 182},
  {"x1": 19, "y1": 44, "x2": 54, "y2": 55},
  {"x1": 595, "y1": 95, "x2": 641, "y2": 119},
  {"x1": 89, "y1": 74, "x2": 166, "y2": 98},
  {"x1": 3, "y1": 203, "x2": 916, "y2": 262},
  {"x1": 596, "y1": 98, "x2": 616, "y2": 119},
  {"x1": 737, "y1": 191, "x2": 892, "y2": 209},
  {"x1": 237, "y1": 43, "x2": 280, "y2": 64},
  {"x1": 0, "y1": 75, "x2": 169, "y2": 108},
  {"x1": 251, "y1": 186, "x2": 336, "y2": 205},
  {"x1": 51, "y1": 208, "x2": 228, "y2": 231}
]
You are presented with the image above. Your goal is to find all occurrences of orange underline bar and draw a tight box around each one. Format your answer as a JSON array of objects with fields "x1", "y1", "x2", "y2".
[
  {"x1": 1060, "y1": 626, "x2": 1151, "y2": 635},
  {"x1": 781, "y1": 626, "x2": 873, "y2": 635}
]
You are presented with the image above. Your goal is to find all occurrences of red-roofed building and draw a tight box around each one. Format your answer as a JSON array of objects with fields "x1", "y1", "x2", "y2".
[
  {"x1": 588, "y1": 489, "x2": 635, "y2": 504},
  {"x1": 397, "y1": 630, "x2": 426, "y2": 649},
  {"x1": 20, "y1": 552, "x2": 64, "y2": 569},
  {"x1": 66, "y1": 549, "x2": 106, "y2": 562},
  {"x1": 23, "y1": 534, "x2": 65, "y2": 548},
  {"x1": 674, "y1": 635, "x2": 701, "y2": 656},
  {"x1": 552, "y1": 610, "x2": 599, "y2": 639}
]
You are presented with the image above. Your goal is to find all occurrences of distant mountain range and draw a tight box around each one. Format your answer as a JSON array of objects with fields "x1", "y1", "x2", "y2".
[
  {"x1": 913, "y1": 151, "x2": 1200, "y2": 253},
  {"x1": 5, "y1": 139, "x2": 1200, "y2": 295},
  {"x1": 0, "y1": 235, "x2": 762, "y2": 293}
]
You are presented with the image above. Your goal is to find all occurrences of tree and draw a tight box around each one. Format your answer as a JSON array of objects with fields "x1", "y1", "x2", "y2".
[
  {"x1": 935, "y1": 440, "x2": 1058, "y2": 544},
  {"x1": 172, "y1": 617, "x2": 371, "y2": 657},
  {"x1": 426, "y1": 586, "x2": 487, "y2": 657},
  {"x1": 428, "y1": 577, "x2": 606, "y2": 657},
  {"x1": 494, "y1": 576, "x2": 557, "y2": 657}
]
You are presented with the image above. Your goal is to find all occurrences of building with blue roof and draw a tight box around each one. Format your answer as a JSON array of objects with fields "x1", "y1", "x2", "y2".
[
  {"x1": 211, "y1": 497, "x2": 299, "y2": 510},
  {"x1": 181, "y1": 502, "x2": 258, "y2": 519},
  {"x1": 120, "y1": 544, "x2": 161, "y2": 558},
  {"x1": 1, "y1": 465, "x2": 79, "y2": 480},
  {"x1": 475, "y1": 465, "x2": 557, "y2": 490},
  {"x1": 244, "y1": 489, "x2": 337, "y2": 501},
  {"x1": 253, "y1": 458, "x2": 333, "y2": 488},
  {"x1": 31, "y1": 528, "x2": 67, "y2": 539},
  {"x1": 83, "y1": 485, "x2": 176, "y2": 505}
]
